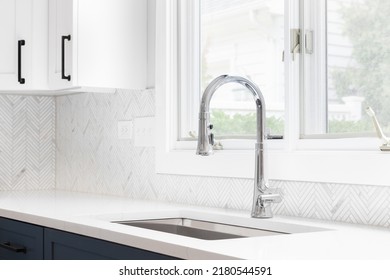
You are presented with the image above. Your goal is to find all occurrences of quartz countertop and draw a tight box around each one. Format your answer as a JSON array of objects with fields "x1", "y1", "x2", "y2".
[{"x1": 1, "y1": 190, "x2": 390, "y2": 260}]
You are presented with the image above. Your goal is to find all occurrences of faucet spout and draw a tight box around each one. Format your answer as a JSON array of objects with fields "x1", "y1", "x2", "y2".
[{"x1": 196, "y1": 75, "x2": 281, "y2": 218}]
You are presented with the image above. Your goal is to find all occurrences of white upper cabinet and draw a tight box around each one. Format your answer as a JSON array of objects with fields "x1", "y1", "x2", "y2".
[
  {"x1": 0, "y1": 0, "x2": 146, "y2": 94},
  {"x1": 0, "y1": 0, "x2": 48, "y2": 91},
  {"x1": 48, "y1": 0, "x2": 147, "y2": 92}
]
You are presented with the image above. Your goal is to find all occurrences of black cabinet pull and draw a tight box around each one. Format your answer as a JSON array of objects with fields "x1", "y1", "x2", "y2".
[
  {"x1": 18, "y1": 40, "x2": 25, "y2": 84},
  {"x1": 0, "y1": 241, "x2": 27, "y2": 254},
  {"x1": 61, "y1": 35, "x2": 71, "y2": 81}
]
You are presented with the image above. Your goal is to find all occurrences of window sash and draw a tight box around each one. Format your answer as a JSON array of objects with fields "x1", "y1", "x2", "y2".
[
  {"x1": 178, "y1": 0, "x2": 201, "y2": 141},
  {"x1": 179, "y1": 0, "x2": 378, "y2": 146},
  {"x1": 301, "y1": 0, "x2": 328, "y2": 136},
  {"x1": 178, "y1": 0, "x2": 286, "y2": 142}
]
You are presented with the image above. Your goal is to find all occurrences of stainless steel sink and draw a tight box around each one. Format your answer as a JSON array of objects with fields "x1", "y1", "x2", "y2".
[{"x1": 113, "y1": 218, "x2": 288, "y2": 240}]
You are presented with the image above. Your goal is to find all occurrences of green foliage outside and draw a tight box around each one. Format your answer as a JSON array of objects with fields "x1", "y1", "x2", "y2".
[
  {"x1": 331, "y1": 0, "x2": 390, "y2": 133},
  {"x1": 210, "y1": 110, "x2": 284, "y2": 137},
  {"x1": 328, "y1": 119, "x2": 372, "y2": 134}
]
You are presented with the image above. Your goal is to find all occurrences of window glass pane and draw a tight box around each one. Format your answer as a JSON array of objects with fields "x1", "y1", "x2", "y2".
[
  {"x1": 197, "y1": 0, "x2": 285, "y2": 139},
  {"x1": 327, "y1": 0, "x2": 387, "y2": 135},
  {"x1": 180, "y1": 0, "x2": 284, "y2": 138}
]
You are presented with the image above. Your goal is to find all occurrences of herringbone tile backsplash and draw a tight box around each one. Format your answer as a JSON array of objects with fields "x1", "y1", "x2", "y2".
[
  {"x1": 0, "y1": 95, "x2": 55, "y2": 190},
  {"x1": 56, "y1": 89, "x2": 390, "y2": 228},
  {"x1": 1, "y1": 91, "x2": 388, "y2": 227}
]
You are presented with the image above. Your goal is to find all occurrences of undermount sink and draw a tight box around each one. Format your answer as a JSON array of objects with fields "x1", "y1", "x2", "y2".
[{"x1": 113, "y1": 218, "x2": 288, "y2": 240}]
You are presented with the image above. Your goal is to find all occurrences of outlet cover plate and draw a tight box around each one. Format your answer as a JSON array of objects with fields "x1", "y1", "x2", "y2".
[
  {"x1": 134, "y1": 117, "x2": 155, "y2": 147},
  {"x1": 117, "y1": 121, "x2": 133, "y2": 139}
]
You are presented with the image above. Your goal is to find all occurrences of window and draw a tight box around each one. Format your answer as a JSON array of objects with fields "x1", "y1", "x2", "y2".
[
  {"x1": 155, "y1": 0, "x2": 389, "y2": 186},
  {"x1": 178, "y1": 0, "x2": 390, "y2": 141},
  {"x1": 303, "y1": 0, "x2": 389, "y2": 137},
  {"x1": 178, "y1": 0, "x2": 285, "y2": 142}
]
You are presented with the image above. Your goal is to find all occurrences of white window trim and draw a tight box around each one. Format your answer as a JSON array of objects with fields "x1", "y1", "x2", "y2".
[{"x1": 155, "y1": 0, "x2": 390, "y2": 187}]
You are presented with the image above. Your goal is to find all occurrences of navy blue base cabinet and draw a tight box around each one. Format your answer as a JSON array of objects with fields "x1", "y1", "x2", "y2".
[
  {"x1": 0, "y1": 217, "x2": 44, "y2": 260},
  {"x1": 0, "y1": 217, "x2": 177, "y2": 260},
  {"x1": 44, "y1": 228, "x2": 177, "y2": 260}
]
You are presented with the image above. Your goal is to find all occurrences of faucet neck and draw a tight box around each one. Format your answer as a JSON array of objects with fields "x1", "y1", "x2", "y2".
[
  {"x1": 196, "y1": 74, "x2": 267, "y2": 174},
  {"x1": 198, "y1": 75, "x2": 266, "y2": 145},
  {"x1": 196, "y1": 75, "x2": 280, "y2": 218}
]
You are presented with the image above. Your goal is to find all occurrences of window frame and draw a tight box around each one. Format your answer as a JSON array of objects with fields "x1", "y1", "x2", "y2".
[{"x1": 155, "y1": 0, "x2": 390, "y2": 187}]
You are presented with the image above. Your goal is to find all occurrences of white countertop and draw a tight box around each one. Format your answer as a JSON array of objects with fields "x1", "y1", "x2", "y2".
[{"x1": 1, "y1": 190, "x2": 390, "y2": 260}]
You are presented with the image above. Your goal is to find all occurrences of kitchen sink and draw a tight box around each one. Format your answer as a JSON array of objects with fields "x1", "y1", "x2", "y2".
[{"x1": 113, "y1": 218, "x2": 288, "y2": 240}]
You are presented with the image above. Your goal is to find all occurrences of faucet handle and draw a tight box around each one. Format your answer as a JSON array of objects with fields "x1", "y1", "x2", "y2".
[
  {"x1": 260, "y1": 193, "x2": 282, "y2": 204},
  {"x1": 252, "y1": 193, "x2": 281, "y2": 218},
  {"x1": 251, "y1": 193, "x2": 282, "y2": 218}
]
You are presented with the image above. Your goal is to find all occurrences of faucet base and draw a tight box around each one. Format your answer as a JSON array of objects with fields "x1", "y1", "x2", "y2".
[
  {"x1": 251, "y1": 205, "x2": 274, "y2": 219},
  {"x1": 251, "y1": 193, "x2": 281, "y2": 218}
]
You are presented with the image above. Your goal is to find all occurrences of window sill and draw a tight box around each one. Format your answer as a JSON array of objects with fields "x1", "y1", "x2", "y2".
[{"x1": 156, "y1": 147, "x2": 390, "y2": 187}]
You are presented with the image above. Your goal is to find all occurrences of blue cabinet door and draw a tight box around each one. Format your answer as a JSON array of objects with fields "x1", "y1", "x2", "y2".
[
  {"x1": 44, "y1": 228, "x2": 178, "y2": 260},
  {"x1": 0, "y1": 217, "x2": 44, "y2": 260}
]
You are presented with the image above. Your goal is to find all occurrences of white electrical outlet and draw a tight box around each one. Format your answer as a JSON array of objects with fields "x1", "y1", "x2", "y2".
[
  {"x1": 117, "y1": 121, "x2": 133, "y2": 140},
  {"x1": 134, "y1": 117, "x2": 155, "y2": 147}
]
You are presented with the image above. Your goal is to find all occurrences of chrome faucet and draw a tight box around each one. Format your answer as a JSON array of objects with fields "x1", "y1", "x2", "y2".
[{"x1": 196, "y1": 75, "x2": 281, "y2": 218}]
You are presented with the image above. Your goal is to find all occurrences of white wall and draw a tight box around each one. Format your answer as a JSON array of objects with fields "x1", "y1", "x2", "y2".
[{"x1": 147, "y1": 0, "x2": 156, "y2": 88}]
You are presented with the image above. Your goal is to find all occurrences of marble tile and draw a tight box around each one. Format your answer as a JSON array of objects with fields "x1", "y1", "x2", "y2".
[
  {"x1": 0, "y1": 95, "x2": 55, "y2": 191},
  {"x1": 55, "y1": 89, "x2": 390, "y2": 228}
]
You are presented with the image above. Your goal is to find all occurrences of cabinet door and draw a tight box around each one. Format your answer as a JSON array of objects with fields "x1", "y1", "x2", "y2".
[
  {"x1": 48, "y1": 0, "x2": 75, "y2": 89},
  {"x1": 44, "y1": 228, "x2": 177, "y2": 260},
  {"x1": 0, "y1": 218, "x2": 44, "y2": 260},
  {"x1": 48, "y1": 0, "x2": 147, "y2": 91},
  {"x1": 77, "y1": 0, "x2": 146, "y2": 89},
  {"x1": 0, "y1": 0, "x2": 32, "y2": 89}
]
